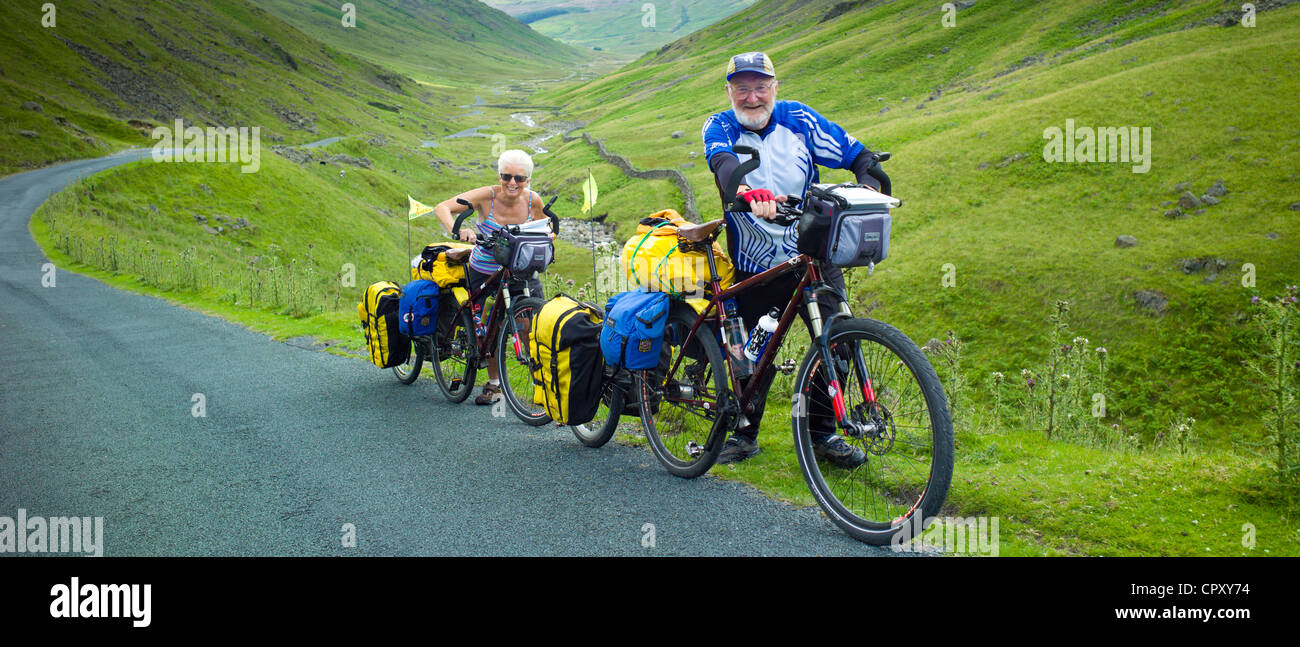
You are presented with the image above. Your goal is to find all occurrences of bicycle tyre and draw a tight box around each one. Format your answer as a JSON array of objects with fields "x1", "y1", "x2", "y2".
[
  {"x1": 431, "y1": 306, "x2": 477, "y2": 403},
  {"x1": 638, "y1": 304, "x2": 730, "y2": 478},
  {"x1": 572, "y1": 380, "x2": 626, "y2": 448},
  {"x1": 497, "y1": 297, "x2": 552, "y2": 426},
  {"x1": 792, "y1": 317, "x2": 953, "y2": 545},
  {"x1": 391, "y1": 337, "x2": 424, "y2": 384}
]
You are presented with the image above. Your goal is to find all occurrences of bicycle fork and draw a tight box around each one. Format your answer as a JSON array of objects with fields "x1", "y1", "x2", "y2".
[{"x1": 807, "y1": 292, "x2": 879, "y2": 435}]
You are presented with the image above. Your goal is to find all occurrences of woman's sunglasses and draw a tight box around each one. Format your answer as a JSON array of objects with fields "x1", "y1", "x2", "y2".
[{"x1": 499, "y1": 173, "x2": 529, "y2": 183}]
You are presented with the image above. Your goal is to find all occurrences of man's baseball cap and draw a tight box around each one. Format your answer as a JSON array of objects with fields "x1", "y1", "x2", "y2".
[{"x1": 725, "y1": 52, "x2": 776, "y2": 81}]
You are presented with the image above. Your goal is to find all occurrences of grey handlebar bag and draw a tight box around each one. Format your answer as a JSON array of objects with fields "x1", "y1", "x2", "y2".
[
  {"x1": 493, "y1": 226, "x2": 554, "y2": 275},
  {"x1": 796, "y1": 184, "x2": 898, "y2": 268}
]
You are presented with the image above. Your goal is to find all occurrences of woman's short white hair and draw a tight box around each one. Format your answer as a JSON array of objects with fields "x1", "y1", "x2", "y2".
[{"x1": 497, "y1": 149, "x2": 534, "y2": 177}]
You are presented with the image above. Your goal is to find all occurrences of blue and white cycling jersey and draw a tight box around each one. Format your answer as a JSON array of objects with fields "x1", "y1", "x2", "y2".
[{"x1": 703, "y1": 100, "x2": 865, "y2": 273}]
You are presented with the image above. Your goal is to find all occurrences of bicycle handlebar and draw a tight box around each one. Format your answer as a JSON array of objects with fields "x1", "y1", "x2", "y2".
[
  {"x1": 451, "y1": 194, "x2": 563, "y2": 241},
  {"x1": 541, "y1": 194, "x2": 560, "y2": 235},
  {"x1": 722, "y1": 145, "x2": 893, "y2": 221},
  {"x1": 451, "y1": 198, "x2": 476, "y2": 239}
]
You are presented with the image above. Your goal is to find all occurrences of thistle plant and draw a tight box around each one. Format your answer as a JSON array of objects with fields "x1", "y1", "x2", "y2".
[{"x1": 1245, "y1": 286, "x2": 1299, "y2": 482}]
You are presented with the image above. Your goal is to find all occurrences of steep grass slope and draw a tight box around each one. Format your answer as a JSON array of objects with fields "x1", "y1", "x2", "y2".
[
  {"x1": 0, "y1": 0, "x2": 465, "y2": 174},
  {"x1": 5, "y1": 0, "x2": 584, "y2": 347},
  {"x1": 484, "y1": 0, "x2": 756, "y2": 57},
  {"x1": 257, "y1": 0, "x2": 592, "y2": 84}
]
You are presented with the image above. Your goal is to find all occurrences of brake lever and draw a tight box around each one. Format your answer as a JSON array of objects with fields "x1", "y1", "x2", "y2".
[{"x1": 772, "y1": 213, "x2": 800, "y2": 227}]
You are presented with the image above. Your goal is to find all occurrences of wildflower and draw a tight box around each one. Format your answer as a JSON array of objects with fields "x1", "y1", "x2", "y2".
[
  {"x1": 1061, "y1": 345, "x2": 1072, "y2": 353},
  {"x1": 1096, "y1": 347, "x2": 1107, "y2": 355},
  {"x1": 1073, "y1": 336, "x2": 1089, "y2": 345},
  {"x1": 1250, "y1": 296, "x2": 1260, "y2": 304}
]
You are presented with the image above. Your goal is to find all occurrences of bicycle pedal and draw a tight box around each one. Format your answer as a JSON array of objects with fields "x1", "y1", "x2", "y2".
[
  {"x1": 450, "y1": 378, "x2": 463, "y2": 390},
  {"x1": 686, "y1": 442, "x2": 704, "y2": 458},
  {"x1": 777, "y1": 359, "x2": 797, "y2": 375}
]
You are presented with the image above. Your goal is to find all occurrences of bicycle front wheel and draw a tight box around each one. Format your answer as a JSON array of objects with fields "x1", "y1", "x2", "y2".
[
  {"x1": 431, "y1": 306, "x2": 477, "y2": 403},
  {"x1": 497, "y1": 297, "x2": 552, "y2": 426},
  {"x1": 792, "y1": 318, "x2": 953, "y2": 545},
  {"x1": 638, "y1": 305, "x2": 730, "y2": 478}
]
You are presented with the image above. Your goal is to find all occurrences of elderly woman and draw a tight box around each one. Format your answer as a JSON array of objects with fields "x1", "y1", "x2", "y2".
[{"x1": 433, "y1": 149, "x2": 549, "y2": 405}]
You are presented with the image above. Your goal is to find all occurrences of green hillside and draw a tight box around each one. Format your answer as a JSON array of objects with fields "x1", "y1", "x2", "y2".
[
  {"x1": 257, "y1": 0, "x2": 593, "y2": 84},
  {"x1": 517, "y1": 0, "x2": 1300, "y2": 554},
  {"x1": 0, "y1": 0, "x2": 466, "y2": 174},
  {"x1": 484, "y1": 0, "x2": 756, "y2": 57},
  {"x1": 534, "y1": 0, "x2": 1300, "y2": 443},
  {"x1": 6, "y1": 0, "x2": 590, "y2": 345},
  {"x1": 10, "y1": 0, "x2": 1299, "y2": 555}
]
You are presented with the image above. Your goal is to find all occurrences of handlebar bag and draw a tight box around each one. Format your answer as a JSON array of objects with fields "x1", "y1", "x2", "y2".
[
  {"x1": 493, "y1": 226, "x2": 554, "y2": 275},
  {"x1": 797, "y1": 184, "x2": 895, "y2": 268}
]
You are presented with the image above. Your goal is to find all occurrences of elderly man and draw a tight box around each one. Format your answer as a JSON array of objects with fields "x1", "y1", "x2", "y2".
[{"x1": 702, "y1": 51, "x2": 888, "y2": 465}]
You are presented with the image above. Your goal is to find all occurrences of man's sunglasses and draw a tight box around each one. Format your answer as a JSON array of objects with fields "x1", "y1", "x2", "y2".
[{"x1": 499, "y1": 173, "x2": 529, "y2": 183}]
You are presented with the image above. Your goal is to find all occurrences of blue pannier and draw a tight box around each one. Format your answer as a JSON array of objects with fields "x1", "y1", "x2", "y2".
[
  {"x1": 601, "y1": 290, "x2": 670, "y2": 370},
  {"x1": 399, "y1": 280, "x2": 440, "y2": 336}
]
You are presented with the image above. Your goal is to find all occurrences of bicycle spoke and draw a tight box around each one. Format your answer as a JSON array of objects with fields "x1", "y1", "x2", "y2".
[{"x1": 641, "y1": 312, "x2": 728, "y2": 478}]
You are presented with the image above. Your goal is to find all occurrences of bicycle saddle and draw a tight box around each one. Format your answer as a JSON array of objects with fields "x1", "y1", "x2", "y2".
[
  {"x1": 444, "y1": 248, "x2": 473, "y2": 262},
  {"x1": 676, "y1": 219, "x2": 724, "y2": 242}
]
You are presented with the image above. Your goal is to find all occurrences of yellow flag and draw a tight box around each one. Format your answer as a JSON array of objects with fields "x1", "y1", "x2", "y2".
[
  {"x1": 581, "y1": 171, "x2": 598, "y2": 214},
  {"x1": 408, "y1": 195, "x2": 435, "y2": 221}
]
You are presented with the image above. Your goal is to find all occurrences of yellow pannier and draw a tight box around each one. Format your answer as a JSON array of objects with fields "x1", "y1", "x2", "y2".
[{"x1": 620, "y1": 209, "x2": 734, "y2": 314}]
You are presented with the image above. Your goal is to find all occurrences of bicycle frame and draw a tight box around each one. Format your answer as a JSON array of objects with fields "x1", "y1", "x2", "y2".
[
  {"x1": 450, "y1": 266, "x2": 532, "y2": 363},
  {"x1": 666, "y1": 244, "x2": 878, "y2": 432}
]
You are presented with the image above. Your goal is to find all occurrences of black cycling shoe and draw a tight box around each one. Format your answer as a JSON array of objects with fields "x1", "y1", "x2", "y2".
[
  {"x1": 716, "y1": 436, "x2": 760, "y2": 464},
  {"x1": 813, "y1": 435, "x2": 867, "y2": 469}
]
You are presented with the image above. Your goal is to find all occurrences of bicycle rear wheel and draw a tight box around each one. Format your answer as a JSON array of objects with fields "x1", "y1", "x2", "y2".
[
  {"x1": 431, "y1": 306, "x2": 477, "y2": 403},
  {"x1": 638, "y1": 306, "x2": 730, "y2": 478},
  {"x1": 392, "y1": 337, "x2": 424, "y2": 384},
  {"x1": 572, "y1": 376, "x2": 627, "y2": 448},
  {"x1": 497, "y1": 297, "x2": 551, "y2": 426},
  {"x1": 792, "y1": 318, "x2": 953, "y2": 545}
]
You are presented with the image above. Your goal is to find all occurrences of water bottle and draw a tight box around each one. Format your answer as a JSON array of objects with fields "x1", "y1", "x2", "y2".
[
  {"x1": 743, "y1": 308, "x2": 780, "y2": 364},
  {"x1": 472, "y1": 303, "x2": 486, "y2": 339},
  {"x1": 721, "y1": 299, "x2": 752, "y2": 378}
]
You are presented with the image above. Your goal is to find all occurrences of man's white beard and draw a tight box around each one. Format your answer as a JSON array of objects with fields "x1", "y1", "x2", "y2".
[{"x1": 734, "y1": 103, "x2": 773, "y2": 130}]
